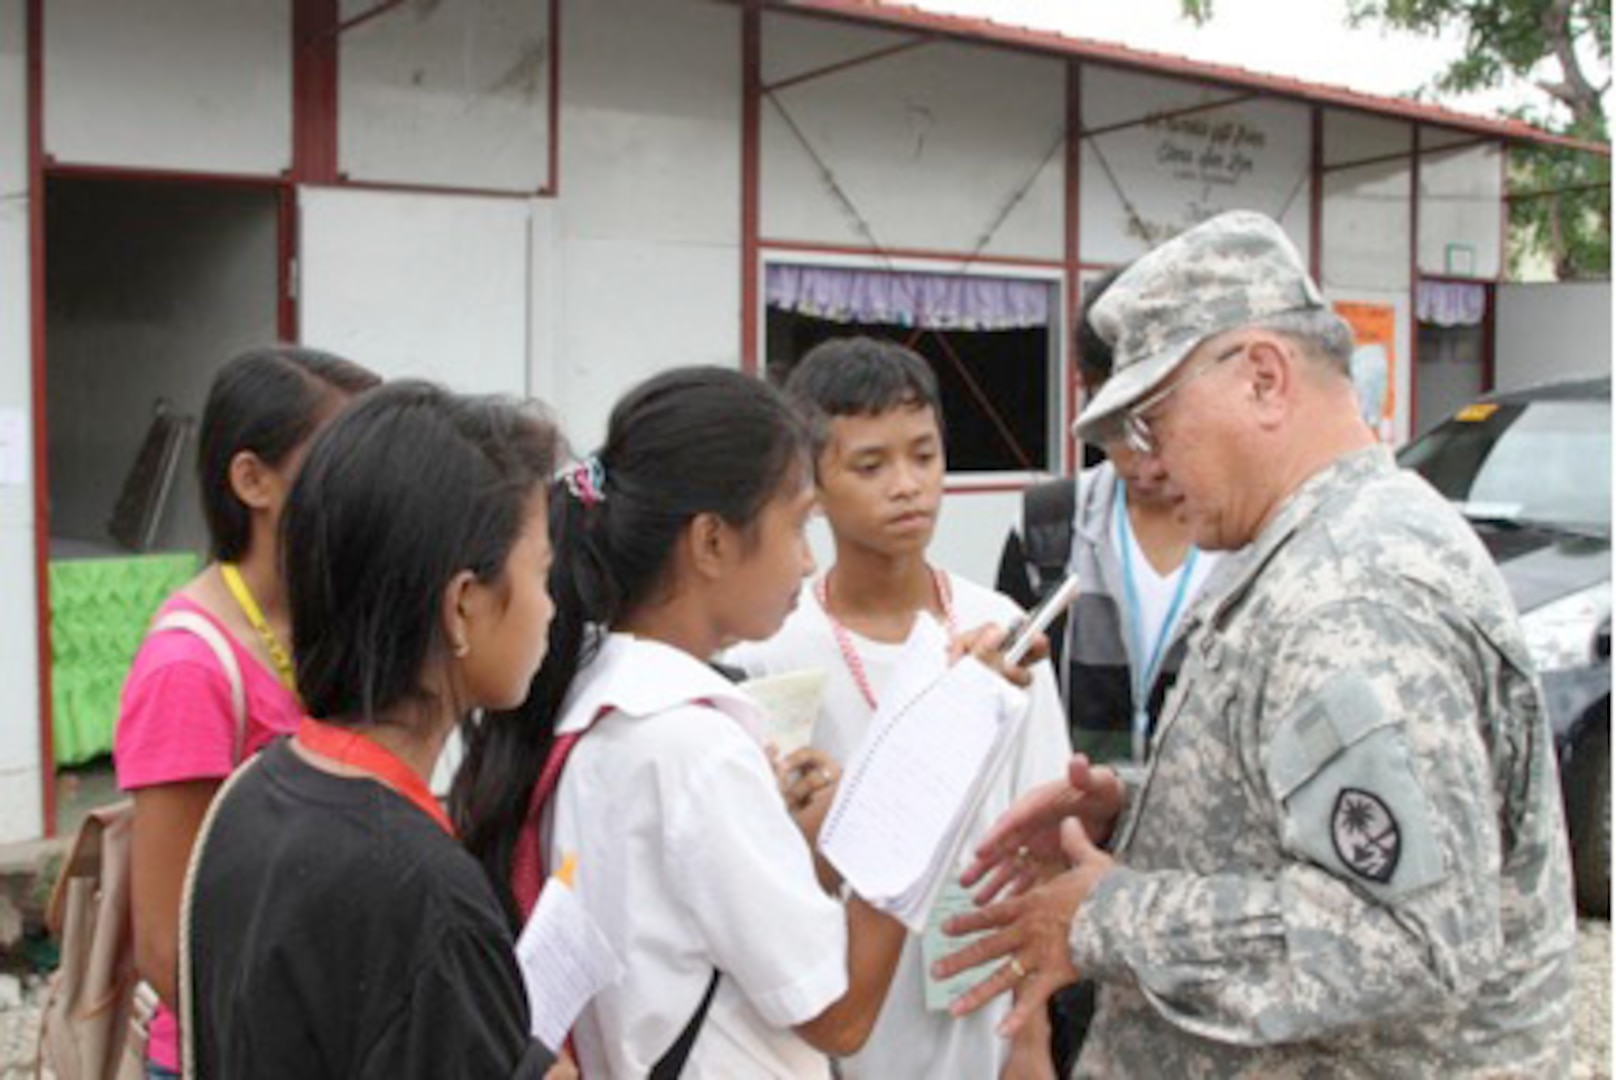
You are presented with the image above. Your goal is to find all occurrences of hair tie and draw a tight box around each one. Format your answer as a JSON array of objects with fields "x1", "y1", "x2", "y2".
[{"x1": 562, "y1": 456, "x2": 607, "y2": 507}]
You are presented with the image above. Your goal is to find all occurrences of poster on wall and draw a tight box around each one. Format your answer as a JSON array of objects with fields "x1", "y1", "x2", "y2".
[{"x1": 1334, "y1": 302, "x2": 1397, "y2": 443}]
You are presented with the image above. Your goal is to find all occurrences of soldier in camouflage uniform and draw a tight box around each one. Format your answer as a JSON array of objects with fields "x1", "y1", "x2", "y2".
[{"x1": 935, "y1": 210, "x2": 1575, "y2": 1077}]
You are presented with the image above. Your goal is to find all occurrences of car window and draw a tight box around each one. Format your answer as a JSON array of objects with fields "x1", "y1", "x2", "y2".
[{"x1": 1400, "y1": 398, "x2": 1611, "y2": 534}]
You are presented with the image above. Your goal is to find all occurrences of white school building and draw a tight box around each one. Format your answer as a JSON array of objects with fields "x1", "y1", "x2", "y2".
[{"x1": 0, "y1": 0, "x2": 1608, "y2": 842}]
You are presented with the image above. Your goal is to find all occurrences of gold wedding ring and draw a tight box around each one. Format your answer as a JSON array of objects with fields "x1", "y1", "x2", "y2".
[
  {"x1": 1008, "y1": 956, "x2": 1027, "y2": 980},
  {"x1": 1015, "y1": 845, "x2": 1031, "y2": 864}
]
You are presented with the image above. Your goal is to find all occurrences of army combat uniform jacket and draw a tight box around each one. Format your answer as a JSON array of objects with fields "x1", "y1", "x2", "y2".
[{"x1": 1069, "y1": 447, "x2": 1576, "y2": 1077}]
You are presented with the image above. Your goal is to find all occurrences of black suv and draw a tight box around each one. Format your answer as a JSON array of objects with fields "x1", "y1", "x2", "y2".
[{"x1": 1398, "y1": 377, "x2": 1611, "y2": 915}]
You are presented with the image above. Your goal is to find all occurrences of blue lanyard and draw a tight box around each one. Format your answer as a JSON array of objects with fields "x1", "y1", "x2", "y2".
[{"x1": 1114, "y1": 477, "x2": 1199, "y2": 763}]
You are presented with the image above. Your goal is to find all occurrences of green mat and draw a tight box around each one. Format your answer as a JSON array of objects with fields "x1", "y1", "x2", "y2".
[{"x1": 49, "y1": 552, "x2": 199, "y2": 766}]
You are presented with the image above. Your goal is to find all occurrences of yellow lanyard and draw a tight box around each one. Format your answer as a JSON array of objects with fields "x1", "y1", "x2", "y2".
[{"x1": 220, "y1": 563, "x2": 297, "y2": 692}]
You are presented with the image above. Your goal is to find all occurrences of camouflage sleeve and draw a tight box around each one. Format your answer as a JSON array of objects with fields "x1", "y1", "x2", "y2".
[{"x1": 1069, "y1": 599, "x2": 1506, "y2": 1046}]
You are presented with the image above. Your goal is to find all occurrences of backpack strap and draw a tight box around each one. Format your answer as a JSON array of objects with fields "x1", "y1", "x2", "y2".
[
  {"x1": 150, "y1": 611, "x2": 248, "y2": 763},
  {"x1": 649, "y1": 970, "x2": 721, "y2": 1080},
  {"x1": 1021, "y1": 477, "x2": 1077, "y2": 600},
  {"x1": 177, "y1": 752, "x2": 262, "y2": 1080}
]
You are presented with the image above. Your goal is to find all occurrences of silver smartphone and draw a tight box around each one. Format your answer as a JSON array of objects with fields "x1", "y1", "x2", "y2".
[{"x1": 1003, "y1": 572, "x2": 1083, "y2": 666}]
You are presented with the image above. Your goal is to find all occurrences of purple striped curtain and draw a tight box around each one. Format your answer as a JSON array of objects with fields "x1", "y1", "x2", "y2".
[{"x1": 766, "y1": 264, "x2": 1051, "y2": 331}]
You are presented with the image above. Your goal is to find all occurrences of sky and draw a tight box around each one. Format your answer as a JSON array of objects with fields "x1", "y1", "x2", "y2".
[{"x1": 909, "y1": 0, "x2": 1607, "y2": 128}]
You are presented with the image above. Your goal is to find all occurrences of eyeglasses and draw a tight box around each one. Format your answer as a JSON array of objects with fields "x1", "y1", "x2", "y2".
[{"x1": 1119, "y1": 342, "x2": 1245, "y2": 456}]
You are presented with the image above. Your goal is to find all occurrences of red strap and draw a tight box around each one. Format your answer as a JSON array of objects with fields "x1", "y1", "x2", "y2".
[
  {"x1": 511, "y1": 723, "x2": 593, "y2": 918},
  {"x1": 295, "y1": 717, "x2": 455, "y2": 836}
]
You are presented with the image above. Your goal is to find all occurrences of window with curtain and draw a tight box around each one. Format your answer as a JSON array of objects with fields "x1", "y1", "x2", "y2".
[{"x1": 764, "y1": 264, "x2": 1060, "y2": 474}]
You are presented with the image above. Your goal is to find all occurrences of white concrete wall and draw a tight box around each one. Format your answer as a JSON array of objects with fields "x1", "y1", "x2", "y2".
[
  {"x1": 338, "y1": 0, "x2": 552, "y2": 191},
  {"x1": 761, "y1": 14, "x2": 1066, "y2": 262},
  {"x1": 1418, "y1": 141, "x2": 1504, "y2": 279},
  {"x1": 1320, "y1": 110, "x2": 1414, "y2": 445},
  {"x1": 298, "y1": 186, "x2": 532, "y2": 394},
  {"x1": 549, "y1": 0, "x2": 743, "y2": 450},
  {"x1": 44, "y1": 0, "x2": 291, "y2": 175},
  {"x1": 0, "y1": 0, "x2": 42, "y2": 842},
  {"x1": 46, "y1": 182, "x2": 279, "y2": 554},
  {"x1": 1495, "y1": 282, "x2": 1613, "y2": 391},
  {"x1": 1080, "y1": 66, "x2": 1312, "y2": 267}
]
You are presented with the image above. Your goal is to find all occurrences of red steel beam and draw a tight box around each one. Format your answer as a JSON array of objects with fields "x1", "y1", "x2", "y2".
[
  {"x1": 741, "y1": 2, "x2": 762, "y2": 374},
  {"x1": 1065, "y1": 59, "x2": 1082, "y2": 473},
  {"x1": 26, "y1": 0, "x2": 55, "y2": 836},
  {"x1": 763, "y1": 36, "x2": 934, "y2": 95},
  {"x1": 293, "y1": 0, "x2": 339, "y2": 183},
  {"x1": 1409, "y1": 124, "x2": 1422, "y2": 436}
]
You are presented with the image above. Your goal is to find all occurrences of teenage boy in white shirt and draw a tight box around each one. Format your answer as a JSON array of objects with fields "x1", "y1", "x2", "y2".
[{"x1": 730, "y1": 336, "x2": 1072, "y2": 1080}]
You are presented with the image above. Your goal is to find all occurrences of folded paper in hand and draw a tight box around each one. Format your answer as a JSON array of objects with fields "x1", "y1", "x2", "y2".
[
  {"x1": 516, "y1": 854, "x2": 625, "y2": 1054},
  {"x1": 742, "y1": 668, "x2": 827, "y2": 755},
  {"x1": 818, "y1": 619, "x2": 1028, "y2": 932}
]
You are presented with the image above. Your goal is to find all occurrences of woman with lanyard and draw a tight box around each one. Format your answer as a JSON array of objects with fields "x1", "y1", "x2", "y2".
[
  {"x1": 1029, "y1": 269, "x2": 1225, "y2": 773},
  {"x1": 115, "y1": 346, "x2": 378, "y2": 1080},
  {"x1": 185, "y1": 382, "x2": 571, "y2": 1079}
]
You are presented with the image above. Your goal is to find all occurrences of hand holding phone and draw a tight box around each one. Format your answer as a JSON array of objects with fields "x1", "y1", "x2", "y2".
[{"x1": 1003, "y1": 573, "x2": 1082, "y2": 666}]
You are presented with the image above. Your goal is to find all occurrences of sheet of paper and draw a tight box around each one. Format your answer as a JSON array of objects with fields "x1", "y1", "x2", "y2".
[
  {"x1": 819, "y1": 623, "x2": 1027, "y2": 931},
  {"x1": 742, "y1": 668, "x2": 828, "y2": 755},
  {"x1": 515, "y1": 866, "x2": 625, "y2": 1053},
  {"x1": 921, "y1": 880, "x2": 995, "y2": 1012}
]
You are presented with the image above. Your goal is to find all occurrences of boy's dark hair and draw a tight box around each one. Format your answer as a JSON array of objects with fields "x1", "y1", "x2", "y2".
[
  {"x1": 198, "y1": 345, "x2": 379, "y2": 562},
  {"x1": 783, "y1": 336, "x2": 944, "y2": 466},
  {"x1": 453, "y1": 365, "x2": 809, "y2": 918},
  {"x1": 1076, "y1": 267, "x2": 1126, "y2": 395},
  {"x1": 282, "y1": 380, "x2": 561, "y2": 728}
]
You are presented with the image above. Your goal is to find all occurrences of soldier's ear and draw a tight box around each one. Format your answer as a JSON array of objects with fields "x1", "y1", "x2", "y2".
[{"x1": 1246, "y1": 336, "x2": 1292, "y2": 428}]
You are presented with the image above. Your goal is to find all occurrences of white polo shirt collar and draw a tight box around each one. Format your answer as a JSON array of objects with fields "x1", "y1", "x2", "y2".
[{"x1": 556, "y1": 632, "x2": 768, "y2": 743}]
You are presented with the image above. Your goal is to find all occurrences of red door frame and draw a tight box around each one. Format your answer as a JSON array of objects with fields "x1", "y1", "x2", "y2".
[
  {"x1": 25, "y1": 0, "x2": 307, "y2": 835},
  {"x1": 26, "y1": 0, "x2": 567, "y2": 834},
  {"x1": 27, "y1": 0, "x2": 53, "y2": 836}
]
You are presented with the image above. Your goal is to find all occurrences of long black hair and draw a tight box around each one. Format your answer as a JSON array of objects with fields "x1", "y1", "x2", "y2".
[
  {"x1": 452, "y1": 366, "x2": 808, "y2": 913},
  {"x1": 281, "y1": 380, "x2": 561, "y2": 728},
  {"x1": 197, "y1": 345, "x2": 379, "y2": 562}
]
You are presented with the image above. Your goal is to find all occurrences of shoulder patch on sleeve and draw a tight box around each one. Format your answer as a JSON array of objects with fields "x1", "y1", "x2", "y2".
[{"x1": 1270, "y1": 671, "x2": 1447, "y2": 901}]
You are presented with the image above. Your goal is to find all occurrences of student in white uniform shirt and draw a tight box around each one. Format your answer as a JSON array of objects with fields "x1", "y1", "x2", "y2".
[
  {"x1": 728, "y1": 338, "x2": 1073, "y2": 1080},
  {"x1": 454, "y1": 367, "x2": 906, "y2": 1079}
]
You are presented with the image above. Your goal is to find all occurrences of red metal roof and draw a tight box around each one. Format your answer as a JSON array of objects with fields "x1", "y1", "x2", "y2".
[{"x1": 765, "y1": 0, "x2": 1610, "y2": 157}]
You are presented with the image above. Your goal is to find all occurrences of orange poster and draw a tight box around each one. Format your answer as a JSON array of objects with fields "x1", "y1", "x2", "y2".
[{"x1": 1334, "y1": 302, "x2": 1397, "y2": 442}]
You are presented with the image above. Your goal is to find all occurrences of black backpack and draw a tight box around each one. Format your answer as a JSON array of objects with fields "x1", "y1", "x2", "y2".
[{"x1": 994, "y1": 477, "x2": 1077, "y2": 665}]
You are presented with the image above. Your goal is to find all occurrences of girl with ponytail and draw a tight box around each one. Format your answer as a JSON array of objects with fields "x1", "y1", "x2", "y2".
[{"x1": 454, "y1": 366, "x2": 904, "y2": 1079}]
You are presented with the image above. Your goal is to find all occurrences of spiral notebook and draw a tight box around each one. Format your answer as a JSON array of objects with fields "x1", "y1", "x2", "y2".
[{"x1": 818, "y1": 619, "x2": 1028, "y2": 932}]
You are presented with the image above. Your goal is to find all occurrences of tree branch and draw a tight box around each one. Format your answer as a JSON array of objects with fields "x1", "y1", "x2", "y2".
[{"x1": 1543, "y1": 0, "x2": 1603, "y2": 124}]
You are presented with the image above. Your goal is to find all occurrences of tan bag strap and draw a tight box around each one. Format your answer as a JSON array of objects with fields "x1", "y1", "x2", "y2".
[
  {"x1": 176, "y1": 751, "x2": 261, "y2": 1080},
  {"x1": 151, "y1": 609, "x2": 249, "y2": 1078},
  {"x1": 150, "y1": 611, "x2": 248, "y2": 762}
]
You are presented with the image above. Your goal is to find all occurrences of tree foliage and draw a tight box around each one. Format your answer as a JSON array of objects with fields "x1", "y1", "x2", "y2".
[{"x1": 1181, "y1": 0, "x2": 1611, "y2": 278}]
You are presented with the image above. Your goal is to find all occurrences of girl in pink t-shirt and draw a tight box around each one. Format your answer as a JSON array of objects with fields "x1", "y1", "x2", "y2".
[{"x1": 112, "y1": 346, "x2": 378, "y2": 1078}]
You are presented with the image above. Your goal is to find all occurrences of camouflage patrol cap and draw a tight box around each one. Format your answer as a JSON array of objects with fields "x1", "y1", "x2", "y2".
[{"x1": 1074, "y1": 210, "x2": 1325, "y2": 442}]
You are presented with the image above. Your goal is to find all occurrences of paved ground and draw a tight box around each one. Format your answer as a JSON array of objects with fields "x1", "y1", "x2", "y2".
[
  {"x1": 1, "y1": 919, "x2": 1609, "y2": 1077},
  {"x1": 1575, "y1": 918, "x2": 1612, "y2": 1079}
]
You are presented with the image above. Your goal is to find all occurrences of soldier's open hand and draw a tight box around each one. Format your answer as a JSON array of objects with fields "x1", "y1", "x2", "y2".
[
  {"x1": 961, "y1": 754, "x2": 1124, "y2": 904},
  {"x1": 933, "y1": 818, "x2": 1116, "y2": 1037}
]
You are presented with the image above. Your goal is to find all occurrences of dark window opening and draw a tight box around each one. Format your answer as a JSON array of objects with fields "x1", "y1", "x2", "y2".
[{"x1": 765, "y1": 308, "x2": 1053, "y2": 473}]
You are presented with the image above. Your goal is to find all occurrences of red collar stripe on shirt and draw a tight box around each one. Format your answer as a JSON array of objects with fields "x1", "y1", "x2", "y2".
[{"x1": 295, "y1": 717, "x2": 455, "y2": 836}]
